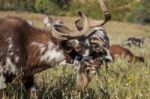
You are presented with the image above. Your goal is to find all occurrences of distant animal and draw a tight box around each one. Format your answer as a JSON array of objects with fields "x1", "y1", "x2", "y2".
[
  {"x1": 43, "y1": 15, "x2": 52, "y2": 28},
  {"x1": 109, "y1": 44, "x2": 144, "y2": 63},
  {"x1": 121, "y1": 36, "x2": 144, "y2": 48}
]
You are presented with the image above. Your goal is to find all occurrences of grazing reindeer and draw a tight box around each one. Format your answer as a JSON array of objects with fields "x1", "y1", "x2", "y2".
[
  {"x1": 0, "y1": 0, "x2": 111, "y2": 97},
  {"x1": 0, "y1": 12, "x2": 97, "y2": 97},
  {"x1": 121, "y1": 36, "x2": 144, "y2": 48},
  {"x1": 109, "y1": 44, "x2": 144, "y2": 63}
]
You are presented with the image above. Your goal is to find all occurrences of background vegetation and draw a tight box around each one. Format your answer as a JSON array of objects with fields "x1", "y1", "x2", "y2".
[{"x1": 0, "y1": 0, "x2": 150, "y2": 24}]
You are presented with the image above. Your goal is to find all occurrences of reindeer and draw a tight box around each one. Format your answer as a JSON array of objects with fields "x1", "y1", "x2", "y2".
[
  {"x1": 0, "y1": 12, "x2": 92, "y2": 94},
  {"x1": 0, "y1": 0, "x2": 111, "y2": 97},
  {"x1": 121, "y1": 36, "x2": 144, "y2": 48},
  {"x1": 109, "y1": 44, "x2": 144, "y2": 63}
]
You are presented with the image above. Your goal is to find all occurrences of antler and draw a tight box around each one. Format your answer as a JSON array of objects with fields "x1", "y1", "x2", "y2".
[
  {"x1": 75, "y1": 0, "x2": 111, "y2": 30},
  {"x1": 52, "y1": 11, "x2": 90, "y2": 40}
]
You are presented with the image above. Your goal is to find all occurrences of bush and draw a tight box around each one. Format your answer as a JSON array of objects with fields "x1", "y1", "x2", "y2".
[
  {"x1": 0, "y1": 0, "x2": 150, "y2": 23},
  {"x1": 69, "y1": 2, "x2": 102, "y2": 19},
  {"x1": 34, "y1": 0, "x2": 55, "y2": 14},
  {"x1": 127, "y1": 0, "x2": 150, "y2": 24}
]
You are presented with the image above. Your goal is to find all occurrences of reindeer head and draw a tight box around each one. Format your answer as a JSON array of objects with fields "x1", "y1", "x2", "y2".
[
  {"x1": 51, "y1": 11, "x2": 93, "y2": 58},
  {"x1": 74, "y1": 0, "x2": 112, "y2": 63}
]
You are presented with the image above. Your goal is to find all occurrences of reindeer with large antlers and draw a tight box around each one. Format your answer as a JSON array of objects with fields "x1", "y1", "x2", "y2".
[{"x1": 0, "y1": 0, "x2": 111, "y2": 98}]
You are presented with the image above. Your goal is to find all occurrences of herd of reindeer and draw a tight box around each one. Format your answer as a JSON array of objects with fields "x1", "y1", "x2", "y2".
[{"x1": 0, "y1": 0, "x2": 148, "y2": 98}]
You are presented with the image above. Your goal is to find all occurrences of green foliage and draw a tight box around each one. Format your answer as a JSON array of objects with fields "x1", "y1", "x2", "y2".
[
  {"x1": 52, "y1": 0, "x2": 71, "y2": 10},
  {"x1": 34, "y1": 0, "x2": 55, "y2": 14},
  {"x1": 19, "y1": 0, "x2": 36, "y2": 11},
  {"x1": 128, "y1": 0, "x2": 150, "y2": 24},
  {"x1": 69, "y1": 2, "x2": 102, "y2": 19},
  {"x1": 0, "y1": 0, "x2": 149, "y2": 23},
  {"x1": 34, "y1": 0, "x2": 72, "y2": 15}
]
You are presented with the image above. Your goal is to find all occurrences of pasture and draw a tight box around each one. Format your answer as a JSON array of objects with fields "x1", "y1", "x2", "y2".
[{"x1": 1, "y1": 11, "x2": 150, "y2": 99}]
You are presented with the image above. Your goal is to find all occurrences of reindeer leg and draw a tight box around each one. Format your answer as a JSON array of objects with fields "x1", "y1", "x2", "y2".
[
  {"x1": 24, "y1": 75, "x2": 37, "y2": 99},
  {"x1": 0, "y1": 74, "x2": 7, "y2": 98},
  {"x1": 0, "y1": 74, "x2": 6, "y2": 90},
  {"x1": 0, "y1": 73, "x2": 7, "y2": 98}
]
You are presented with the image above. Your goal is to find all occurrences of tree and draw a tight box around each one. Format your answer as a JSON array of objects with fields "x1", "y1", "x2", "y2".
[
  {"x1": 52, "y1": 0, "x2": 71, "y2": 10},
  {"x1": 128, "y1": 0, "x2": 150, "y2": 24}
]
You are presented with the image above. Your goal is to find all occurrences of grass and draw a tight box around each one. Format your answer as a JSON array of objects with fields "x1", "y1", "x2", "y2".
[{"x1": 0, "y1": 11, "x2": 150, "y2": 99}]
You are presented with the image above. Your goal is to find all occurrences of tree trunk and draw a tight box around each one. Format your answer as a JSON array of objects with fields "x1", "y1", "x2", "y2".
[{"x1": 15, "y1": 0, "x2": 20, "y2": 11}]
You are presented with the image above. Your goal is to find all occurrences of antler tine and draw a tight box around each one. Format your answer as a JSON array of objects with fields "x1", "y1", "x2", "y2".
[
  {"x1": 52, "y1": 11, "x2": 90, "y2": 40},
  {"x1": 98, "y1": 0, "x2": 111, "y2": 26},
  {"x1": 75, "y1": 0, "x2": 111, "y2": 30}
]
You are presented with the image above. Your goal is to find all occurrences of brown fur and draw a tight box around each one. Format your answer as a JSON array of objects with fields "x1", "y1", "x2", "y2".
[
  {"x1": 0, "y1": 16, "x2": 60, "y2": 75},
  {"x1": 109, "y1": 44, "x2": 144, "y2": 63},
  {"x1": 0, "y1": 16, "x2": 97, "y2": 92},
  {"x1": 76, "y1": 64, "x2": 90, "y2": 90},
  {"x1": 0, "y1": 16, "x2": 62, "y2": 92},
  {"x1": 0, "y1": 0, "x2": 111, "y2": 96}
]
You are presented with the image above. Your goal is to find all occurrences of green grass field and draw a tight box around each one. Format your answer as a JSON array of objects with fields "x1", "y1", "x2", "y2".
[{"x1": 1, "y1": 11, "x2": 150, "y2": 99}]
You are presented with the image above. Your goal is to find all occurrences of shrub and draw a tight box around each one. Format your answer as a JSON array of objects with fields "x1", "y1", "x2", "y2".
[{"x1": 127, "y1": 0, "x2": 150, "y2": 24}]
